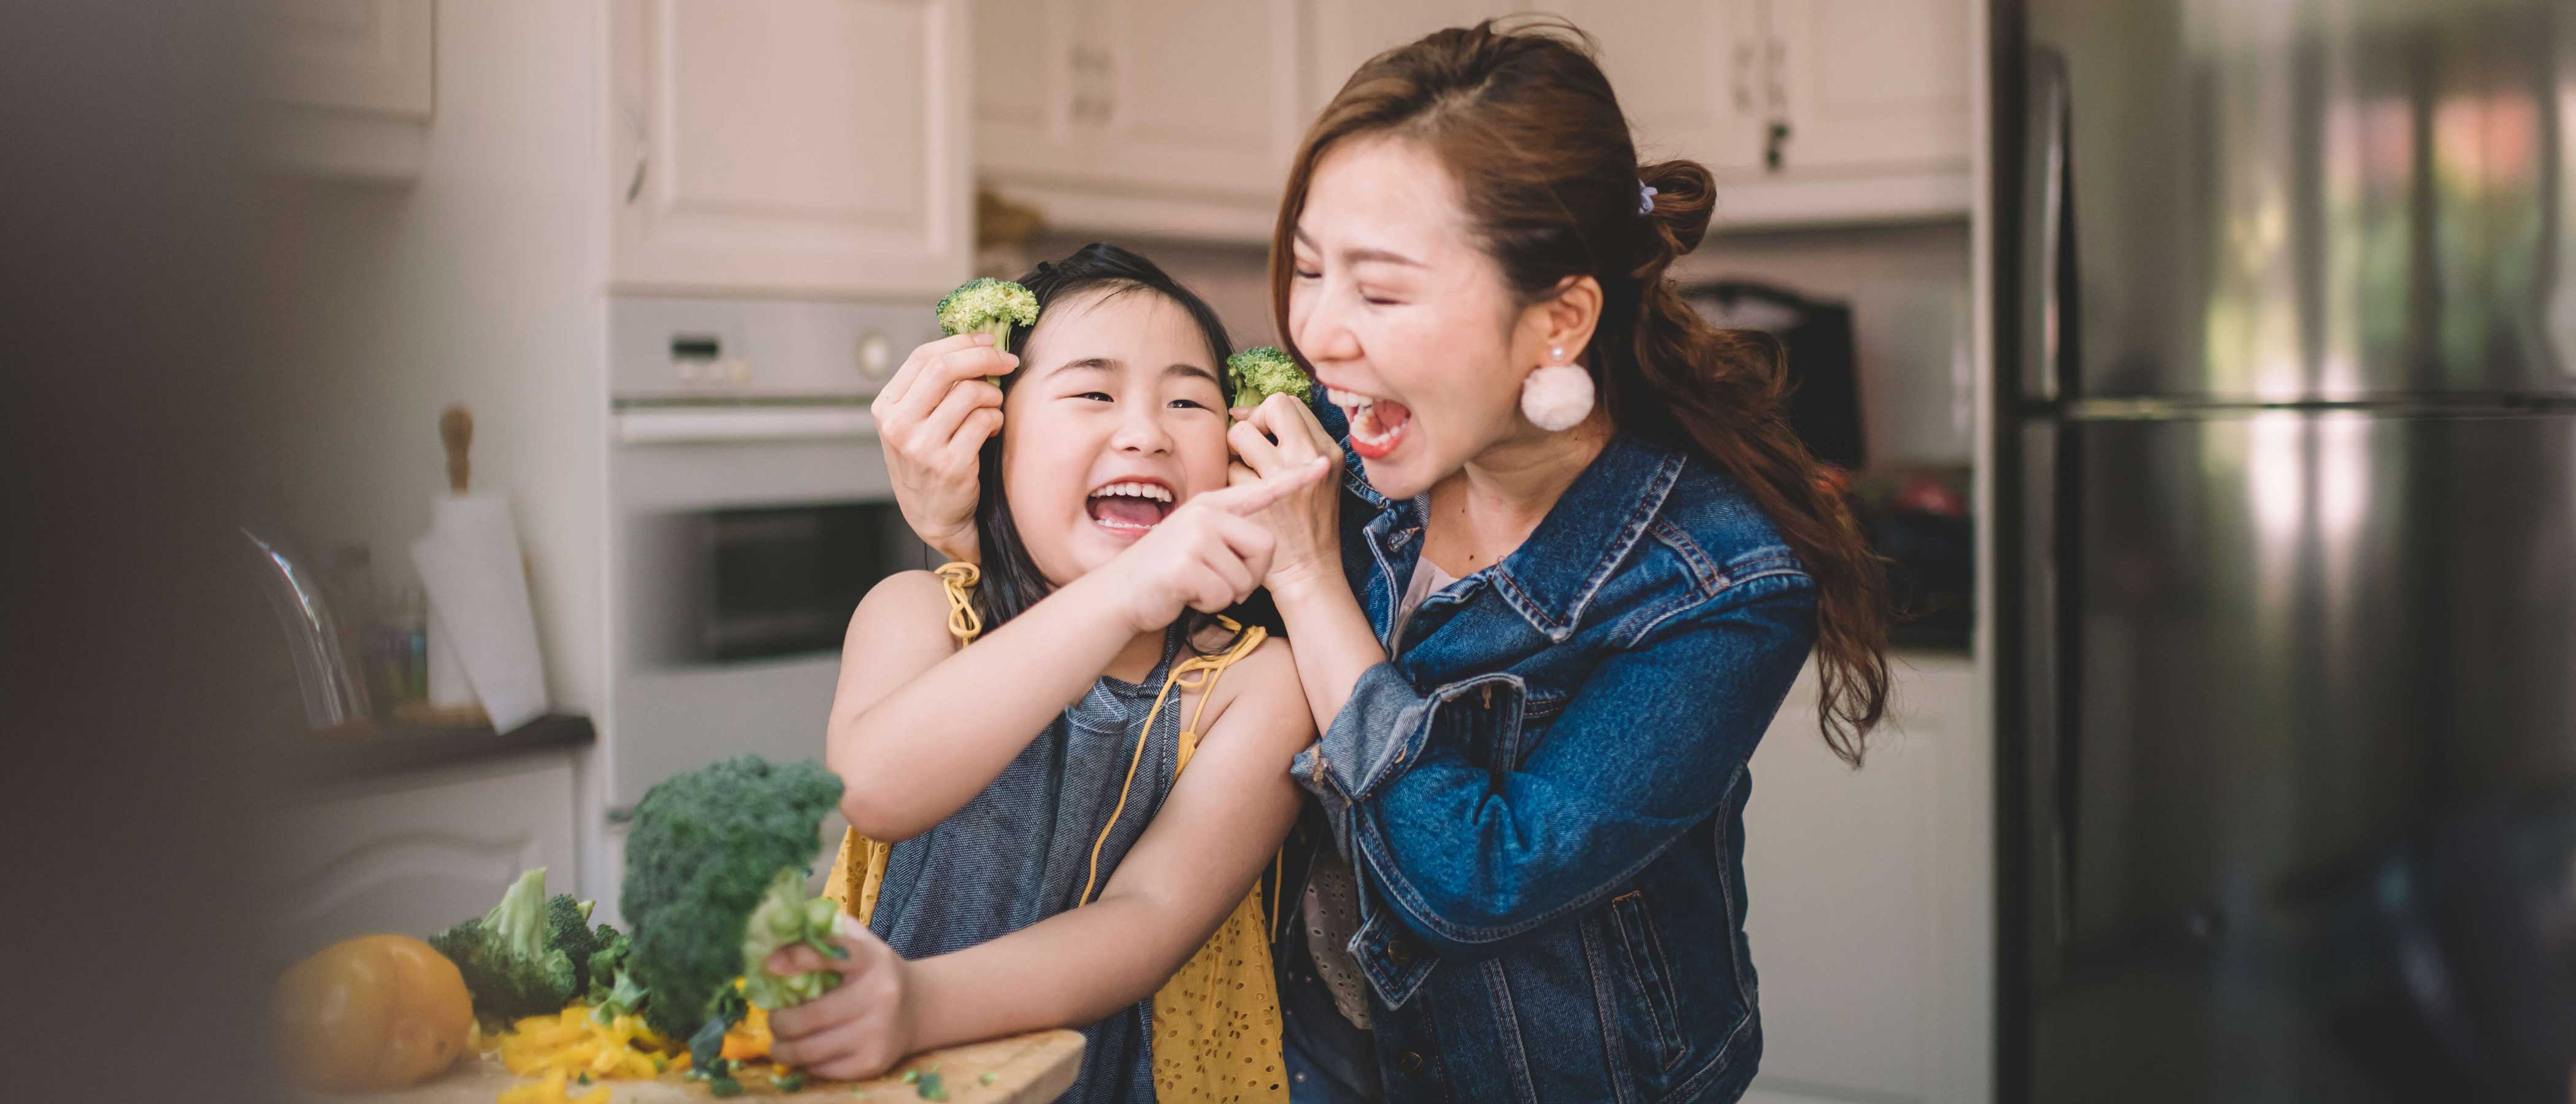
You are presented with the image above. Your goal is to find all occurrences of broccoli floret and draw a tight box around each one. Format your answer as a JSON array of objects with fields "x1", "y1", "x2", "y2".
[
  {"x1": 1225, "y1": 346, "x2": 1309, "y2": 410},
  {"x1": 621, "y1": 754, "x2": 846, "y2": 1039},
  {"x1": 548, "y1": 895, "x2": 604, "y2": 987},
  {"x1": 427, "y1": 868, "x2": 583, "y2": 1019},
  {"x1": 935, "y1": 277, "x2": 1040, "y2": 353},
  {"x1": 585, "y1": 928, "x2": 649, "y2": 1022},
  {"x1": 741, "y1": 867, "x2": 846, "y2": 1010},
  {"x1": 935, "y1": 277, "x2": 1040, "y2": 386}
]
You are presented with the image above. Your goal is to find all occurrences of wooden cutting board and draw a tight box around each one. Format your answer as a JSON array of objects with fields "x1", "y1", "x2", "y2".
[{"x1": 317, "y1": 1030, "x2": 1082, "y2": 1104}]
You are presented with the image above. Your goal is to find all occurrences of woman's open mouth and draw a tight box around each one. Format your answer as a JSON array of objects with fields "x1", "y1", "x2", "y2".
[
  {"x1": 1327, "y1": 386, "x2": 1413, "y2": 460},
  {"x1": 1086, "y1": 479, "x2": 1175, "y2": 538}
]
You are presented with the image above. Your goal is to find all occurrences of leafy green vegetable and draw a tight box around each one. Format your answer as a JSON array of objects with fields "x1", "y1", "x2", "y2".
[
  {"x1": 916, "y1": 1071, "x2": 949, "y2": 1101},
  {"x1": 1225, "y1": 346, "x2": 1309, "y2": 410},
  {"x1": 688, "y1": 988, "x2": 749, "y2": 1075},
  {"x1": 622, "y1": 754, "x2": 845, "y2": 1038},
  {"x1": 773, "y1": 1071, "x2": 808, "y2": 1093},
  {"x1": 427, "y1": 868, "x2": 588, "y2": 1019}
]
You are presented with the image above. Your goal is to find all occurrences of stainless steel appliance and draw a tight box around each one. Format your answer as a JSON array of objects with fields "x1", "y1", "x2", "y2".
[
  {"x1": 1994, "y1": 0, "x2": 2576, "y2": 1098},
  {"x1": 606, "y1": 296, "x2": 940, "y2": 814}
]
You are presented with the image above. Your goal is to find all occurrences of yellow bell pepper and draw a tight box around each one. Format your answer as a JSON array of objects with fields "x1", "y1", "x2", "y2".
[{"x1": 272, "y1": 934, "x2": 475, "y2": 1092}]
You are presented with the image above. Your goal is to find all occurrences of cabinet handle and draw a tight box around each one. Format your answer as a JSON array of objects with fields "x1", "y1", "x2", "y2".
[
  {"x1": 1765, "y1": 121, "x2": 1792, "y2": 172},
  {"x1": 623, "y1": 104, "x2": 648, "y2": 204},
  {"x1": 1765, "y1": 37, "x2": 1787, "y2": 110}
]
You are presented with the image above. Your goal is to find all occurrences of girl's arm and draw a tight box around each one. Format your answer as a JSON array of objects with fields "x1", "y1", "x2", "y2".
[
  {"x1": 829, "y1": 460, "x2": 1327, "y2": 841},
  {"x1": 770, "y1": 642, "x2": 1314, "y2": 1079},
  {"x1": 826, "y1": 568, "x2": 1139, "y2": 841}
]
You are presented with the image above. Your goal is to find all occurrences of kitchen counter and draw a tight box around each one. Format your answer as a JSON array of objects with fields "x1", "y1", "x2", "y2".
[{"x1": 289, "y1": 713, "x2": 594, "y2": 788}]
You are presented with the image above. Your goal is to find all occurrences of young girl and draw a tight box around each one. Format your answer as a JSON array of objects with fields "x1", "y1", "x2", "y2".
[{"x1": 759, "y1": 244, "x2": 1329, "y2": 1102}]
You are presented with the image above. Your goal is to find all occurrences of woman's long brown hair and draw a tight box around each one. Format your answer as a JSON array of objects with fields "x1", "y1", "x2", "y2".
[{"x1": 1270, "y1": 17, "x2": 1890, "y2": 764}]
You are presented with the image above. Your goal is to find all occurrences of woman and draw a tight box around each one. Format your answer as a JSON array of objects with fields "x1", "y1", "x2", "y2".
[{"x1": 873, "y1": 20, "x2": 1889, "y2": 1104}]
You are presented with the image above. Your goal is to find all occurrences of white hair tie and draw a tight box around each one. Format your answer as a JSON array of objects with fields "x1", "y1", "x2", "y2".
[{"x1": 1638, "y1": 181, "x2": 1659, "y2": 216}]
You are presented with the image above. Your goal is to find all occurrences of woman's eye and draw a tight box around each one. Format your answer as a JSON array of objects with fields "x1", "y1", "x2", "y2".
[{"x1": 1293, "y1": 266, "x2": 1321, "y2": 280}]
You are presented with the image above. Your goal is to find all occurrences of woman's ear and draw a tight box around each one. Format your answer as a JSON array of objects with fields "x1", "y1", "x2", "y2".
[{"x1": 1523, "y1": 274, "x2": 1604, "y2": 363}]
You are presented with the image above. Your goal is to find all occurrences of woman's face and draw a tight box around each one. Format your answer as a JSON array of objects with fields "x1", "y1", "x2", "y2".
[
  {"x1": 1287, "y1": 135, "x2": 1555, "y2": 500},
  {"x1": 999, "y1": 286, "x2": 1232, "y2": 586}
]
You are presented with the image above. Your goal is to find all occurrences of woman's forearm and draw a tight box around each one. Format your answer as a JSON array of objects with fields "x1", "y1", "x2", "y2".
[
  {"x1": 1267, "y1": 569, "x2": 1386, "y2": 742},
  {"x1": 829, "y1": 572, "x2": 1136, "y2": 839}
]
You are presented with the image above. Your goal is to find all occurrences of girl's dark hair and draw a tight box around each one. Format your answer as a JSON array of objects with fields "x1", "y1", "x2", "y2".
[
  {"x1": 969, "y1": 242, "x2": 1271, "y2": 653},
  {"x1": 1269, "y1": 18, "x2": 1888, "y2": 764}
]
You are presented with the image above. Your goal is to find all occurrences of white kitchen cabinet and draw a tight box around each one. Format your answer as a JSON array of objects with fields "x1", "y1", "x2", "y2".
[
  {"x1": 1298, "y1": 0, "x2": 1970, "y2": 231},
  {"x1": 258, "y1": 0, "x2": 436, "y2": 180},
  {"x1": 261, "y1": 751, "x2": 581, "y2": 966},
  {"x1": 610, "y1": 0, "x2": 973, "y2": 299},
  {"x1": 977, "y1": 0, "x2": 1306, "y2": 241},
  {"x1": 1741, "y1": 651, "x2": 1990, "y2": 1104}
]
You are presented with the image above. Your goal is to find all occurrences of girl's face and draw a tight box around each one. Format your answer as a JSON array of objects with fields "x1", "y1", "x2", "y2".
[
  {"x1": 999, "y1": 286, "x2": 1232, "y2": 586},
  {"x1": 1287, "y1": 135, "x2": 1560, "y2": 500}
]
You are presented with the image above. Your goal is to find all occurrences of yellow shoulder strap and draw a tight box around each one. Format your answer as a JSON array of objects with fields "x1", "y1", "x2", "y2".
[
  {"x1": 1079, "y1": 619, "x2": 1267, "y2": 905},
  {"x1": 823, "y1": 561, "x2": 986, "y2": 926}
]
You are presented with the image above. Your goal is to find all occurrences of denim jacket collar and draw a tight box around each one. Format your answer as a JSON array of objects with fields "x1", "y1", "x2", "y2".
[{"x1": 1358, "y1": 432, "x2": 1688, "y2": 645}]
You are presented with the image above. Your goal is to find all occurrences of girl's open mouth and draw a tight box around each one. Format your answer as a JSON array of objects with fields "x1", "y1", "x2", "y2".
[
  {"x1": 1086, "y1": 479, "x2": 1175, "y2": 537},
  {"x1": 1328, "y1": 386, "x2": 1413, "y2": 460}
]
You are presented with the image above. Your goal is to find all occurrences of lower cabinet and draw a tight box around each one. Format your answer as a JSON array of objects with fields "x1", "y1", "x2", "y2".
[
  {"x1": 262, "y1": 750, "x2": 581, "y2": 966},
  {"x1": 1741, "y1": 651, "x2": 1990, "y2": 1104}
]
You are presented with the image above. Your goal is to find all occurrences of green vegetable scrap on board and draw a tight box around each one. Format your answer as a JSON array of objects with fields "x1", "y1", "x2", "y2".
[{"x1": 1225, "y1": 346, "x2": 1311, "y2": 411}]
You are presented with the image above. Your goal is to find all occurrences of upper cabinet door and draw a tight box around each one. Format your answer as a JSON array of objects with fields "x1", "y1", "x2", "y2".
[
  {"x1": 1766, "y1": 0, "x2": 1971, "y2": 174},
  {"x1": 1306, "y1": 0, "x2": 1490, "y2": 118},
  {"x1": 977, "y1": 0, "x2": 1304, "y2": 235},
  {"x1": 1556, "y1": 0, "x2": 1765, "y2": 174},
  {"x1": 611, "y1": 0, "x2": 972, "y2": 299}
]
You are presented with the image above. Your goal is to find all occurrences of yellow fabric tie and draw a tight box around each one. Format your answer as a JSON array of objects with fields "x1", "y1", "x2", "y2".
[{"x1": 821, "y1": 564, "x2": 1287, "y2": 1102}]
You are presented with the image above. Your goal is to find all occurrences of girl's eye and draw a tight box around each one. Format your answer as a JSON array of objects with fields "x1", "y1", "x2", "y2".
[
  {"x1": 1075, "y1": 391, "x2": 1113, "y2": 402},
  {"x1": 1169, "y1": 398, "x2": 1209, "y2": 410}
]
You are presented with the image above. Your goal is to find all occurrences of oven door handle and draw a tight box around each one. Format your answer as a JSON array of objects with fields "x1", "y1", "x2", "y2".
[{"x1": 615, "y1": 407, "x2": 879, "y2": 445}]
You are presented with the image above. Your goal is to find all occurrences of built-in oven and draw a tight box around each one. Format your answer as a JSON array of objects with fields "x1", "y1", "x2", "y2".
[{"x1": 605, "y1": 296, "x2": 941, "y2": 815}]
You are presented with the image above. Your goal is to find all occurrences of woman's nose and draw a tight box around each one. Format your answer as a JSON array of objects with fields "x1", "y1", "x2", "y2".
[{"x1": 1292, "y1": 302, "x2": 1362, "y2": 367}]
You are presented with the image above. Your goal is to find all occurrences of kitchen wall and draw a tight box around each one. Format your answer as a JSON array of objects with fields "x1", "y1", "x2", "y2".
[
  {"x1": 1035, "y1": 218, "x2": 1974, "y2": 471},
  {"x1": 259, "y1": 0, "x2": 609, "y2": 719}
]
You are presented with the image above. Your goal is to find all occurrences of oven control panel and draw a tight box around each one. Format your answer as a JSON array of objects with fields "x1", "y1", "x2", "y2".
[{"x1": 610, "y1": 296, "x2": 943, "y2": 403}]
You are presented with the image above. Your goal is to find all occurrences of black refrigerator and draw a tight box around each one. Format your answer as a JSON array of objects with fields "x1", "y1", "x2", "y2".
[{"x1": 1993, "y1": 0, "x2": 2576, "y2": 1099}]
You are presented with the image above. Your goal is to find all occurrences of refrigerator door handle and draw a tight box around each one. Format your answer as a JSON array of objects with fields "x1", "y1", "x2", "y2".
[{"x1": 2023, "y1": 48, "x2": 2076, "y2": 402}]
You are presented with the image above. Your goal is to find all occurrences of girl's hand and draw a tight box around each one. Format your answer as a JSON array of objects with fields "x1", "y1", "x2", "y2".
[
  {"x1": 871, "y1": 334, "x2": 1016, "y2": 564},
  {"x1": 1092, "y1": 455, "x2": 1331, "y2": 635},
  {"x1": 765, "y1": 917, "x2": 918, "y2": 1082},
  {"x1": 1227, "y1": 393, "x2": 1347, "y2": 601}
]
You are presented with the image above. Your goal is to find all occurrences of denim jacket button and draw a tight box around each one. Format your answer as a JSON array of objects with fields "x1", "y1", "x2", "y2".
[{"x1": 1396, "y1": 1051, "x2": 1425, "y2": 1075}]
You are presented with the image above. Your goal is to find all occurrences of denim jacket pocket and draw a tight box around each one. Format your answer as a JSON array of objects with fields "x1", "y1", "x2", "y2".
[
  {"x1": 1608, "y1": 890, "x2": 1691, "y2": 1072},
  {"x1": 1441, "y1": 673, "x2": 1529, "y2": 778}
]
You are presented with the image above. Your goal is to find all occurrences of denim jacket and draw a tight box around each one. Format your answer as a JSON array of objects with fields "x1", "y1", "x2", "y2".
[{"x1": 1284, "y1": 400, "x2": 1819, "y2": 1104}]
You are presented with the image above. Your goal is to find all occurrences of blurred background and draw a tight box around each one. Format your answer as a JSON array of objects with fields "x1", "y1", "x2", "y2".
[{"x1": 10, "y1": 0, "x2": 2569, "y2": 1101}]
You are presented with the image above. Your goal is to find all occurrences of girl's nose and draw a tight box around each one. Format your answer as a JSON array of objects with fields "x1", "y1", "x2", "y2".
[{"x1": 1110, "y1": 404, "x2": 1174, "y2": 454}]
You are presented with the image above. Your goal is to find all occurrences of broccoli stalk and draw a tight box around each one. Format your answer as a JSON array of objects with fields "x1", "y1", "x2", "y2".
[
  {"x1": 1225, "y1": 346, "x2": 1310, "y2": 410},
  {"x1": 935, "y1": 277, "x2": 1040, "y2": 385},
  {"x1": 620, "y1": 754, "x2": 848, "y2": 1039},
  {"x1": 427, "y1": 868, "x2": 586, "y2": 1019}
]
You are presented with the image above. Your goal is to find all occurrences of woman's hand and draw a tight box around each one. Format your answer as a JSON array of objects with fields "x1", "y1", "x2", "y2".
[
  {"x1": 1088, "y1": 455, "x2": 1331, "y2": 635},
  {"x1": 765, "y1": 918, "x2": 918, "y2": 1082},
  {"x1": 870, "y1": 334, "x2": 1016, "y2": 564},
  {"x1": 1228, "y1": 393, "x2": 1347, "y2": 601}
]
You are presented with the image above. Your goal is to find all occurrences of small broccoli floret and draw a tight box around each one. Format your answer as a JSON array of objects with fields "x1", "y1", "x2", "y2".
[
  {"x1": 740, "y1": 867, "x2": 846, "y2": 1010},
  {"x1": 427, "y1": 868, "x2": 584, "y2": 1019},
  {"x1": 935, "y1": 277, "x2": 1040, "y2": 386},
  {"x1": 621, "y1": 754, "x2": 846, "y2": 1038},
  {"x1": 935, "y1": 277, "x2": 1040, "y2": 354},
  {"x1": 1225, "y1": 346, "x2": 1309, "y2": 410}
]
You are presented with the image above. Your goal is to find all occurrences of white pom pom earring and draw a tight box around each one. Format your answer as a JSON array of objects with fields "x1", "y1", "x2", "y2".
[{"x1": 1519, "y1": 345, "x2": 1595, "y2": 432}]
